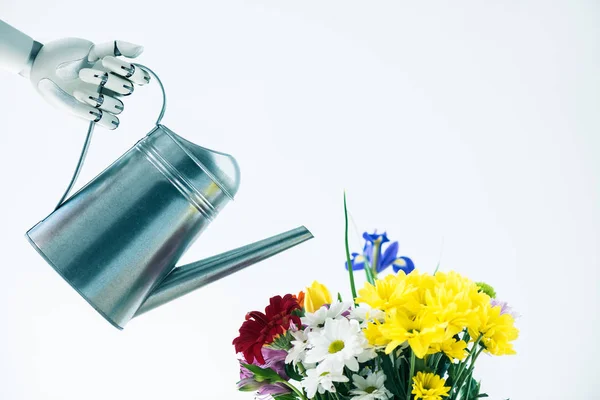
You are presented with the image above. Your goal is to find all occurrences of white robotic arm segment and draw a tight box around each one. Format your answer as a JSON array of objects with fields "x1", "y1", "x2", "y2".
[{"x1": 0, "y1": 20, "x2": 40, "y2": 75}]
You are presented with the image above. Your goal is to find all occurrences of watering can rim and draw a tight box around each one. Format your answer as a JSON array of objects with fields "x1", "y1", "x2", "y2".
[{"x1": 151, "y1": 124, "x2": 240, "y2": 201}]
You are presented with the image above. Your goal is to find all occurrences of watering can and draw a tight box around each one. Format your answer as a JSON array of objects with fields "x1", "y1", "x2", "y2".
[{"x1": 25, "y1": 66, "x2": 313, "y2": 329}]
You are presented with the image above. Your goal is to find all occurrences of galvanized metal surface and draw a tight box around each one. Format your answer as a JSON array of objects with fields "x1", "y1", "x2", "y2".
[{"x1": 27, "y1": 125, "x2": 243, "y2": 329}]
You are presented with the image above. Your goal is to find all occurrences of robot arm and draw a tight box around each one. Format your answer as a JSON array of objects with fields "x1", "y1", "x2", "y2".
[
  {"x1": 0, "y1": 19, "x2": 40, "y2": 76},
  {"x1": 0, "y1": 19, "x2": 149, "y2": 129}
]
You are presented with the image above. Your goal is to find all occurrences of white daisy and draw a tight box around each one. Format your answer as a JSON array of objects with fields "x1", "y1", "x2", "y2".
[
  {"x1": 304, "y1": 317, "x2": 366, "y2": 373},
  {"x1": 350, "y1": 370, "x2": 393, "y2": 400},
  {"x1": 285, "y1": 329, "x2": 309, "y2": 366},
  {"x1": 301, "y1": 301, "x2": 353, "y2": 327},
  {"x1": 357, "y1": 345, "x2": 377, "y2": 363},
  {"x1": 301, "y1": 365, "x2": 349, "y2": 399},
  {"x1": 349, "y1": 303, "x2": 385, "y2": 327}
]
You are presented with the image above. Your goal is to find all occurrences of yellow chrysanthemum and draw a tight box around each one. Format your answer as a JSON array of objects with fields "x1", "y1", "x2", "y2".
[
  {"x1": 425, "y1": 289, "x2": 470, "y2": 337},
  {"x1": 356, "y1": 273, "x2": 414, "y2": 312},
  {"x1": 358, "y1": 269, "x2": 517, "y2": 363},
  {"x1": 427, "y1": 338, "x2": 468, "y2": 361},
  {"x1": 304, "y1": 281, "x2": 332, "y2": 313},
  {"x1": 412, "y1": 371, "x2": 451, "y2": 400},
  {"x1": 363, "y1": 321, "x2": 389, "y2": 347},
  {"x1": 469, "y1": 301, "x2": 519, "y2": 356},
  {"x1": 426, "y1": 272, "x2": 484, "y2": 336},
  {"x1": 394, "y1": 270, "x2": 437, "y2": 314},
  {"x1": 378, "y1": 310, "x2": 446, "y2": 358}
]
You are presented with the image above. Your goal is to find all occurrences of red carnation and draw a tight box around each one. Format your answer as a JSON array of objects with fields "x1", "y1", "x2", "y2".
[{"x1": 233, "y1": 294, "x2": 301, "y2": 364}]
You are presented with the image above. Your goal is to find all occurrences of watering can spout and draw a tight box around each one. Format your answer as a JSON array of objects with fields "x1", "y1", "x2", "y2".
[{"x1": 135, "y1": 226, "x2": 313, "y2": 317}]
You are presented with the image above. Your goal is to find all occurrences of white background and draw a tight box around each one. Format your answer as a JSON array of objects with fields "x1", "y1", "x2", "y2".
[{"x1": 1, "y1": 1, "x2": 598, "y2": 399}]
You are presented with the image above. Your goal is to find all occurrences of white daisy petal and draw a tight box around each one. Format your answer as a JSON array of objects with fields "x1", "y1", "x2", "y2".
[
  {"x1": 346, "y1": 356, "x2": 359, "y2": 372},
  {"x1": 301, "y1": 301, "x2": 353, "y2": 327},
  {"x1": 301, "y1": 367, "x2": 348, "y2": 399},
  {"x1": 350, "y1": 370, "x2": 393, "y2": 400},
  {"x1": 286, "y1": 329, "x2": 310, "y2": 365}
]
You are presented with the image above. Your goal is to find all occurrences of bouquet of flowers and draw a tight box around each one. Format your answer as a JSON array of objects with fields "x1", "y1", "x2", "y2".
[{"x1": 233, "y1": 201, "x2": 519, "y2": 400}]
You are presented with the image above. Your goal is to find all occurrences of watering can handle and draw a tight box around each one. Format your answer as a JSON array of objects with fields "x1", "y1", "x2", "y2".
[{"x1": 54, "y1": 64, "x2": 167, "y2": 210}]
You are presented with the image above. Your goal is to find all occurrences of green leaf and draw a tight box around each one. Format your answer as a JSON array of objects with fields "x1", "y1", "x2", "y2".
[
  {"x1": 285, "y1": 363, "x2": 304, "y2": 382},
  {"x1": 453, "y1": 375, "x2": 484, "y2": 400},
  {"x1": 436, "y1": 354, "x2": 451, "y2": 377},
  {"x1": 465, "y1": 378, "x2": 490, "y2": 400},
  {"x1": 343, "y1": 192, "x2": 358, "y2": 300},
  {"x1": 273, "y1": 394, "x2": 299, "y2": 400},
  {"x1": 291, "y1": 309, "x2": 305, "y2": 318},
  {"x1": 241, "y1": 364, "x2": 284, "y2": 384},
  {"x1": 338, "y1": 292, "x2": 343, "y2": 302},
  {"x1": 381, "y1": 353, "x2": 405, "y2": 398},
  {"x1": 414, "y1": 356, "x2": 428, "y2": 372},
  {"x1": 446, "y1": 362, "x2": 459, "y2": 386}
]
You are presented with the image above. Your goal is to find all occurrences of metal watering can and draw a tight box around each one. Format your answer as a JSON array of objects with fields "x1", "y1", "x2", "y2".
[{"x1": 26, "y1": 66, "x2": 312, "y2": 329}]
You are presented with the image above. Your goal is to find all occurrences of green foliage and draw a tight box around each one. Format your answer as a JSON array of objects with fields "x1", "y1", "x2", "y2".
[
  {"x1": 269, "y1": 331, "x2": 293, "y2": 350},
  {"x1": 343, "y1": 192, "x2": 358, "y2": 300},
  {"x1": 273, "y1": 394, "x2": 298, "y2": 400},
  {"x1": 241, "y1": 364, "x2": 284, "y2": 384},
  {"x1": 284, "y1": 363, "x2": 304, "y2": 382},
  {"x1": 446, "y1": 362, "x2": 459, "y2": 388},
  {"x1": 334, "y1": 381, "x2": 352, "y2": 398},
  {"x1": 435, "y1": 354, "x2": 451, "y2": 377},
  {"x1": 450, "y1": 376, "x2": 489, "y2": 400},
  {"x1": 475, "y1": 282, "x2": 496, "y2": 299},
  {"x1": 291, "y1": 308, "x2": 305, "y2": 318},
  {"x1": 364, "y1": 259, "x2": 376, "y2": 285},
  {"x1": 380, "y1": 353, "x2": 407, "y2": 398}
]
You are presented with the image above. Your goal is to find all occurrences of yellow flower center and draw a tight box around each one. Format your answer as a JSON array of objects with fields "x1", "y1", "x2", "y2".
[
  {"x1": 328, "y1": 340, "x2": 345, "y2": 353},
  {"x1": 365, "y1": 387, "x2": 377, "y2": 394}
]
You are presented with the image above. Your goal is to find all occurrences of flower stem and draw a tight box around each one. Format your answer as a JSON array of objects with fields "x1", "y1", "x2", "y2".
[
  {"x1": 371, "y1": 241, "x2": 380, "y2": 280},
  {"x1": 283, "y1": 381, "x2": 308, "y2": 400},
  {"x1": 455, "y1": 346, "x2": 484, "y2": 396},
  {"x1": 297, "y1": 362, "x2": 307, "y2": 376},
  {"x1": 344, "y1": 192, "x2": 358, "y2": 300},
  {"x1": 363, "y1": 259, "x2": 376, "y2": 285},
  {"x1": 432, "y1": 353, "x2": 442, "y2": 372},
  {"x1": 407, "y1": 350, "x2": 415, "y2": 400},
  {"x1": 452, "y1": 335, "x2": 483, "y2": 398},
  {"x1": 465, "y1": 372, "x2": 473, "y2": 399}
]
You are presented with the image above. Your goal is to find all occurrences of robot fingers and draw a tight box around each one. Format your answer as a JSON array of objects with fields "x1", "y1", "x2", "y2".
[
  {"x1": 102, "y1": 56, "x2": 150, "y2": 86},
  {"x1": 79, "y1": 68, "x2": 135, "y2": 95},
  {"x1": 74, "y1": 89, "x2": 124, "y2": 115},
  {"x1": 86, "y1": 108, "x2": 120, "y2": 130},
  {"x1": 37, "y1": 79, "x2": 119, "y2": 130}
]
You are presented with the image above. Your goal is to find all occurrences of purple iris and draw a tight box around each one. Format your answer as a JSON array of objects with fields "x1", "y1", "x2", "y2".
[
  {"x1": 237, "y1": 348, "x2": 292, "y2": 398},
  {"x1": 345, "y1": 231, "x2": 415, "y2": 274}
]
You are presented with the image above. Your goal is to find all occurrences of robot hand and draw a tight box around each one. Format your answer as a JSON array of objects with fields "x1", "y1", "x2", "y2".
[{"x1": 29, "y1": 39, "x2": 150, "y2": 130}]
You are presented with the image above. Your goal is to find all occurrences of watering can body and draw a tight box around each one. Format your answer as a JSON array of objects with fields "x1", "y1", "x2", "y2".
[{"x1": 26, "y1": 125, "x2": 312, "y2": 329}]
